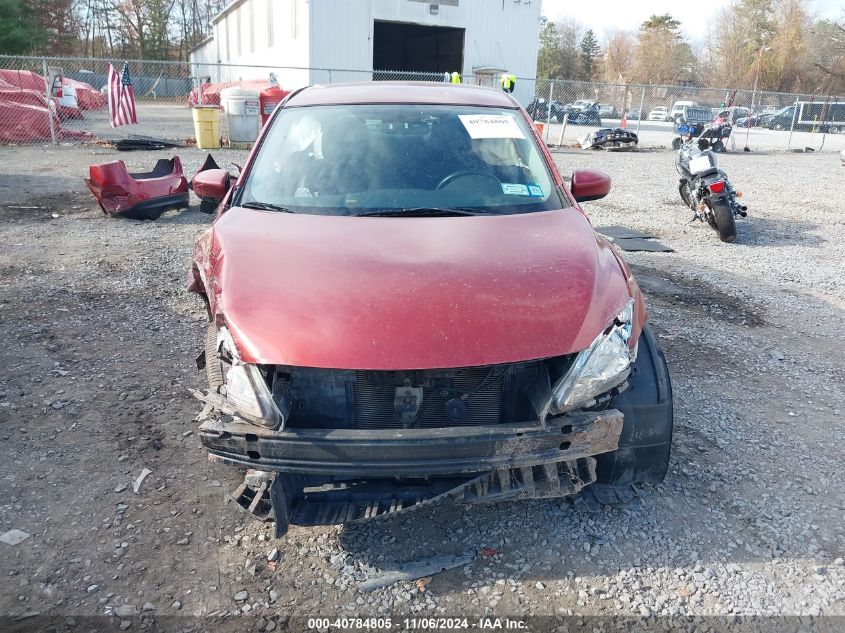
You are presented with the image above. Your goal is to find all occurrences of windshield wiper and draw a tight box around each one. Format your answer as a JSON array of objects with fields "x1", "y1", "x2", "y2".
[
  {"x1": 240, "y1": 201, "x2": 294, "y2": 213},
  {"x1": 355, "y1": 207, "x2": 486, "y2": 217}
]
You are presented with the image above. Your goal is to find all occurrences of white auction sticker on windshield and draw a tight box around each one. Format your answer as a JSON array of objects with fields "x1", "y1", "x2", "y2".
[
  {"x1": 458, "y1": 114, "x2": 525, "y2": 139},
  {"x1": 501, "y1": 183, "x2": 530, "y2": 195}
]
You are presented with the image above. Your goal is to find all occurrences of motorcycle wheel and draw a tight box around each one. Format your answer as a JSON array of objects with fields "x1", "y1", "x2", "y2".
[
  {"x1": 678, "y1": 181, "x2": 693, "y2": 209},
  {"x1": 709, "y1": 200, "x2": 736, "y2": 243},
  {"x1": 671, "y1": 137, "x2": 683, "y2": 150}
]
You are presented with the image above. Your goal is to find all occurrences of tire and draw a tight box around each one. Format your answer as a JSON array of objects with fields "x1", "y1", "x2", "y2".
[
  {"x1": 678, "y1": 181, "x2": 693, "y2": 209},
  {"x1": 671, "y1": 137, "x2": 683, "y2": 150},
  {"x1": 774, "y1": 123, "x2": 784, "y2": 131},
  {"x1": 205, "y1": 322, "x2": 225, "y2": 391},
  {"x1": 710, "y1": 199, "x2": 737, "y2": 243},
  {"x1": 828, "y1": 125, "x2": 840, "y2": 134},
  {"x1": 596, "y1": 324, "x2": 673, "y2": 487}
]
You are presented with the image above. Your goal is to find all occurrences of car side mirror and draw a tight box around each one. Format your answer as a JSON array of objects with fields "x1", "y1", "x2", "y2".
[
  {"x1": 570, "y1": 169, "x2": 611, "y2": 202},
  {"x1": 192, "y1": 168, "x2": 232, "y2": 212}
]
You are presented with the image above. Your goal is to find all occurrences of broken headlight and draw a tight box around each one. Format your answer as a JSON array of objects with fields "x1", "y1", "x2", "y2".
[
  {"x1": 549, "y1": 300, "x2": 636, "y2": 414},
  {"x1": 217, "y1": 328, "x2": 282, "y2": 429}
]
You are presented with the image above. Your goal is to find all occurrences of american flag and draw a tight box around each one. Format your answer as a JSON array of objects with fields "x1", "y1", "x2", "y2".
[{"x1": 107, "y1": 62, "x2": 137, "y2": 127}]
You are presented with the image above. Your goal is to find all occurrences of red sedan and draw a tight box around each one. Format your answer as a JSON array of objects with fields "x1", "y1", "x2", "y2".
[{"x1": 189, "y1": 82, "x2": 672, "y2": 536}]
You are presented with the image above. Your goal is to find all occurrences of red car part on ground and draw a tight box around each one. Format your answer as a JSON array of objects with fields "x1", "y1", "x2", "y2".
[{"x1": 84, "y1": 157, "x2": 189, "y2": 220}]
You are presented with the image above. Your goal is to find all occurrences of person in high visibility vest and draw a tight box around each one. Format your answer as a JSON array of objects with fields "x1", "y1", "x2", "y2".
[
  {"x1": 450, "y1": 71, "x2": 461, "y2": 84},
  {"x1": 500, "y1": 72, "x2": 516, "y2": 93}
]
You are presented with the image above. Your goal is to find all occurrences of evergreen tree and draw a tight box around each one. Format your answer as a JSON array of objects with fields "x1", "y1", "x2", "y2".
[
  {"x1": 580, "y1": 29, "x2": 600, "y2": 80},
  {"x1": 0, "y1": 0, "x2": 38, "y2": 54}
]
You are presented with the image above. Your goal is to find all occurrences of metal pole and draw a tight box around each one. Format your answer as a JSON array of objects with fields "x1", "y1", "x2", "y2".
[
  {"x1": 42, "y1": 58, "x2": 57, "y2": 144},
  {"x1": 556, "y1": 83, "x2": 568, "y2": 146},
  {"x1": 544, "y1": 81, "x2": 554, "y2": 142},
  {"x1": 744, "y1": 52, "x2": 764, "y2": 151},
  {"x1": 787, "y1": 96, "x2": 799, "y2": 150},
  {"x1": 635, "y1": 87, "x2": 645, "y2": 135}
]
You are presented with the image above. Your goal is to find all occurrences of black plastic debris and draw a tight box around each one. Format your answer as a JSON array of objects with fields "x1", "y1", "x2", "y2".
[
  {"x1": 595, "y1": 226, "x2": 673, "y2": 252},
  {"x1": 112, "y1": 135, "x2": 187, "y2": 151}
]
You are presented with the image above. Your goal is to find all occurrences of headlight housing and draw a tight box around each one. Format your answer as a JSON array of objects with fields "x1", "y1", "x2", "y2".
[
  {"x1": 548, "y1": 300, "x2": 636, "y2": 415},
  {"x1": 216, "y1": 328, "x2": 283, "y2": 429}
]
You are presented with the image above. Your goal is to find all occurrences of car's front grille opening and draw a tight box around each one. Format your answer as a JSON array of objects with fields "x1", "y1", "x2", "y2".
[
  {"x1": 278, "y1": 361, "x2": 553, "y2": 430},
  {"x1": 353, "y1": 366, "x2": 505, "y2": 429}
]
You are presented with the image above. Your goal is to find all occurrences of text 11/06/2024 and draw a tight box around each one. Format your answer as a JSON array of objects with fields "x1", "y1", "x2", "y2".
[{"x1": 306, "y1": 617, "x2": 528, "y2": 630}]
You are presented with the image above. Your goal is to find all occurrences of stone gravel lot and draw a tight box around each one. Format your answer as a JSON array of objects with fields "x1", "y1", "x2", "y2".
[{"x1": 0, "y1": 143, "x2": 843, "y2": 631}]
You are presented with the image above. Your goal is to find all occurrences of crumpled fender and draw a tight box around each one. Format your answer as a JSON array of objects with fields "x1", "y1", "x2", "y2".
[{"x1": 84, "y1": 157, "x2": 189, "y2": 221}]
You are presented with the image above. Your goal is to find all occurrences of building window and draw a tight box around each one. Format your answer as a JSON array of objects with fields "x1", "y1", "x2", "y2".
[{"x1": 267, "y1": 0, "x2": 274, "y2": 47}]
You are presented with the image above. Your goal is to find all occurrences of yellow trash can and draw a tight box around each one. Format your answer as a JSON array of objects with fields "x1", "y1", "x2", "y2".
[{"x1": 192, "y1": 105, "x2": 221, "y2": 149}]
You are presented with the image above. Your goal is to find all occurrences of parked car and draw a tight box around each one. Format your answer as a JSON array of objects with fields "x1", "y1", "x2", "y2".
[
  {"x1": 526, "y1": 97, "x2": 567, "y2": 122},
  {"x1": 648, "y1": 106, "x2": 671, "y2": 122},
  {"x1": 719, "y1": 106, "x2": 752, "y2": 124},
  {"x1": 626, "y1": 110, "x2": 641, "y2": 121},
  {"x1": 567, "y1": 103, "x2": 602, "y2": 125},
  {"x1": 737, "y1": 111, "x2": 777, "y2": 128},
  {"x1": 569, "y1": 99, "x2": 596, "y2": 113},
  {"x1": 671, "y1": 100, "x2": 699, "y2": 121},
  {"x1": 188, "y1": 82, "x2": 673, "y2": 536},
  {"x1": 597, "y1": 103, "x2": 619, "y2": 118}
]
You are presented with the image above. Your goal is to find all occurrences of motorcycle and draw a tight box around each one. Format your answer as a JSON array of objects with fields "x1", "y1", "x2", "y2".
[{"x1": 676, "y1": 129, "x2": 747, "y2": 243}]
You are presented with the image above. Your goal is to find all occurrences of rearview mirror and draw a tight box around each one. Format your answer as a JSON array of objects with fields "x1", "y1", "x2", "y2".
[{"x1": 570, "y1": 169, "x2": 611, "y2": 202}]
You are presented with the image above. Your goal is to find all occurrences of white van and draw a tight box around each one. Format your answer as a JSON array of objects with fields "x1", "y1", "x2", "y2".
[{"x1": 671, "y1": 100, "x2": 699, "y2": 121}]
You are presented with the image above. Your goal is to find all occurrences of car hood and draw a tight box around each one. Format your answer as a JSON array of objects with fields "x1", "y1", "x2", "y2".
[{"x1": 194, "y1": 207, "x2": 633, "y2": 369}]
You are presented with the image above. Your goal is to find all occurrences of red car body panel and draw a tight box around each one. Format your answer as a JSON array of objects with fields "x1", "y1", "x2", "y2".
[
  {"x1": 84, "y1": 157, "x2": 189, "y2": 220},
  {"x1": 193, "y1": 207, "x2": 636, "y2": 369},
  {"x1": 189, "y1": 82, "x2": 647, "y2": 369}
]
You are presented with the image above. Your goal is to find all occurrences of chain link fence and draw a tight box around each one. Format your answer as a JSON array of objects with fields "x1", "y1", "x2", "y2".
[
  {"x1": 0, "y1": 54, "x2": 842, "y2": 151},
  {"x1": 522, "y1": 77, "x2": 845, "y2": 151}
]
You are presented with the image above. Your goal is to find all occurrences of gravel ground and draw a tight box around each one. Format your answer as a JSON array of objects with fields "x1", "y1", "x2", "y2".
[{"x1": 0, "y1": 143, "x2": 843, "y2": 631}]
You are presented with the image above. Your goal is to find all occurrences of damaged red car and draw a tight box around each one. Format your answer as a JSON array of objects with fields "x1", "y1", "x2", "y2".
[{"x1": 189, "y1": 83, "x2": 673, "y2": 537}]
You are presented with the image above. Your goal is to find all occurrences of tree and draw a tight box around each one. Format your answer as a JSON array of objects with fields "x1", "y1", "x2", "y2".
[
  {"x1": 806, "y1": 18, "x2": 845, "y2": 94},
  {"x1": 556, "y1": 18, "x2": 584, "y2": 80},
  {"x1": 580, "y1": 29, "x2": 600, "y2": 81},
  {"x1": 0, "y1": 0, "x2": 36, "y2": 54},
  {"x1": 30, "y1": 0, "x2": 78, "y2": 55},
  {"x1": 708, "y1": 0, "x2": 778, "y2": 88},
  {"x1": 601, "y1": 30, "x2": 636, "y2": 83},
  {"x1": 631, "y1": 13, "x2": 696, "y2": 84},
  {"x1": 536, "y1": 17, "x2": 561, "y2": 79}
]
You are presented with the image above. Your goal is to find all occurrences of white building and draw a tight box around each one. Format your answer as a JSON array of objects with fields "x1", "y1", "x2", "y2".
[{"x1": 190, "y1": 0, "x2": 541, "y2": 104}]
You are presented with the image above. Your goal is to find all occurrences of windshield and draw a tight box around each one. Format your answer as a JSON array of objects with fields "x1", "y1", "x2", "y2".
[{"x1": 238, "y1": 104, "x2": 565, "y2": 215}]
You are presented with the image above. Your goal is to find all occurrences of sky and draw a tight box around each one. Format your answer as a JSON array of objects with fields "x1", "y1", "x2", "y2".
[{"x1": 540, "y1": 0, "x2": 844, "y2": 43}]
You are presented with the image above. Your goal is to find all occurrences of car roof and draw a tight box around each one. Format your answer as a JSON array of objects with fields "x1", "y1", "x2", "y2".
[{"x1": 285, "y1": 81, "x2": 520, "y2": 108}]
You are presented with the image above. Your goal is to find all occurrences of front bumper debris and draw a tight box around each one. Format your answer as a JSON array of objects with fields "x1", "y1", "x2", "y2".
[
  {"x1": 200, "y1": 408, "x2": 624, "y2": 535},
  {"x1": 198, "y1": 408, "x2": 623, "y2": 477}
]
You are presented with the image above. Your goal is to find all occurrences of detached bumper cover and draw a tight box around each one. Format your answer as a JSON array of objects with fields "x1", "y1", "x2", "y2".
[
  {"x1": 199, "y1": 409, "x2": 623, "y2": 478},
  {"x1": 84, "y1": 157, "x2": 189, "y2": 220}
]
